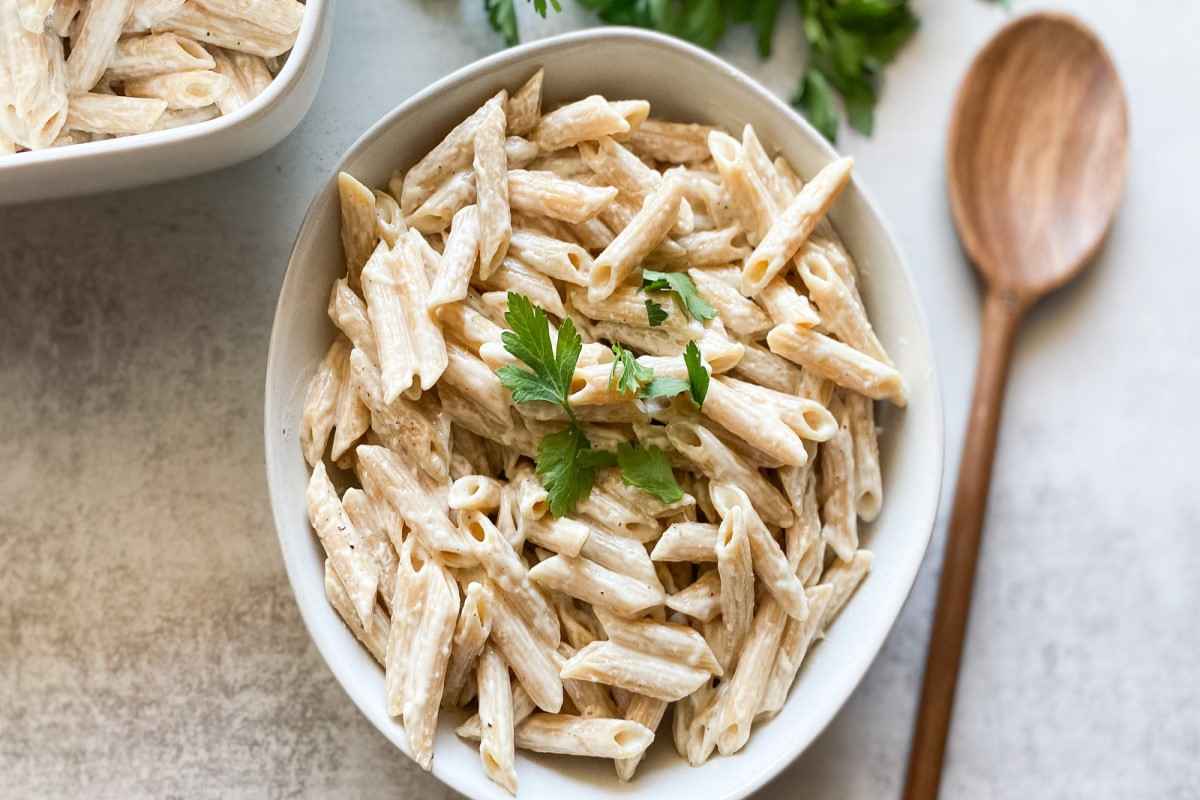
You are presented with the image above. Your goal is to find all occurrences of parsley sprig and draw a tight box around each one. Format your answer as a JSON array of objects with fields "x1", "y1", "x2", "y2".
[
  {"x1": 483, "y1": 0, "x2": 920, "y2": 142},
  {"x1": 609, "y1": 340, "x2": 710, "y2": 408},
  {"x1": 496, "y1": 293, "x2": 690, "y2": 515},
  {"x1": 642, "y1": 270, "x2": 716, "y2": 327}
]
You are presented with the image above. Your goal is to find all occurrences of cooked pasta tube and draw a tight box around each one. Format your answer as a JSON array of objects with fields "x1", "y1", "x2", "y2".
[
  {"x1": 593, "y1": 607, "x2": 722, "y2": 675},
  {"x1": 707, "y1": 130, "x2": 775, "y2": 243},
  {"x1": 66, "y1": 0, "x2": 131, "y2": 92},
  {"x1": 820, "y1": 549, "x2": 873, "y2": 629},
  {"x1": 443, "y1": 581, "x2": 494, "y2": 707},
  {"x1": 123, "y1": 67, "x2": 229, "y2": 109},
  {"x1": 299, "y1": 336, "x2": 347, "y2": 466},
  {"x1": 729, "y1": 340, "x2": 804, "y2": 394},
  {"x1": 757, "y1": 583, "x2": 832, "y2": 721},
  {"x1": 461, "y1": 510, "x2": 560, "y2": 646},
  {"x1": 588, "y1": 174, "x2": 683, "y2": 302},
  {"x1": 324, "y1": 560, "x2": 387, "y2": 665},
  {"x1": 509, "y1": 714, "x2": 654, "y2": 760},
  {"x1": 426, "y1": 204, "x2": 479, "y2": 311},
  {"x1": 664, "y1": 569, "x2": 720, "y2": 621},
  {"x1": 845, "y1": 391, "x2": 883, "y2": 521},
  {"x1": 560, "y1": 641, "x2": 710, "y2": 702},
  {"x1": 701, "y1": 378, "x2": 809, "y2": 467},
  {"x1": 651, "y1": 521, "x2": 718, "y2": 563},
  {"x1": 715, "y1": 506, "x2": 753, "y2": 654},
  {"x1": 336, "y1": 172, "x2": 377, "y2": 291},
  {"x1": 64, "y1": 92, "x2": 165, "y2": 135},
  {"x1": 348, "y1": 349, "x2": 451, "y2": 482},
  {"x1": 457, "y1": 682, "x2": 537, "y2": 740},
  {"x1": 385, "y1": 538, "x2": 429, "y2": 718},
  {"x1": 191, "y1": 0, "x2": 302, "y2": 35},
  {"x1": 557, "y1": 645, "x2": 618, "y2": 719},
  {"x1": 402, "y1": 561, "x2": 459, "y2": 770},
  {"x1": 473, "y1": 92, "x2": 511, "y2": 277},
  {"x1": 504, "y1": 228, "x2": 591, "y2": 286},
  {"x1": 448, "y1": 474, "x2": 502, "y2": 513},
  {"x1": 505, "y1": 67, "x2": 541, "y2": 137},
  {"x1": 578, "y1": 136, "x2": 693, "y2": 234},
  {"x1": 711, "y1": 483, "x2": 810, "y2": 623},
  {"x1": 487, "y1": 583, "x2": 563, "y2": 713},
  {"x1": 720, "y1": 376, "x2": 837, "y2": 442},
  {"x1": 104, "y1": 32, "x2": 213, "y2": 79},
  {"x1": 796, "y1": 243, "x2": 890, "y2": 364},
  {"x1": 480, "y1": 256, "x2": 566, "y2": 317},
  {"x1": 757, "y1": 273, "x2": 821, "y2": 327},
  {"x1": 341, "y1": 488, "x2": 398, "y2": 613},
  {"x1": 528, "y1": 555, "x2": 665, "y2": 617},
  {"x1": 741, "y1": 157, "x2": 853, "y2": 296},
  {"x1": 306, "y1": 462, "x2": 380, "y2": 632},
  {"x1": 400, "y1": 90, "x2": 500, "y2": 213},
  {"x1": 360, "y1": 243, "x2": 414, "y2": 401},
  {"x1": 712, "y1": 594, "x2": 787, "y2": 755},
  {"x1": 330, "y1": 347, "x2": 369, "y2": 461},
  {"x1": 766, "y1": 322, "x2": 908, "y2": 406},
  {"x1": 153, "y1": 2, "x2": 295, "y2": 58},
  {"x1": 355, "y1": 445, "x2": 472, "y2": 566},
  {"x1": 476, "y1": 644, "x2": 519, "y2": 794},
  {"x1": 533, "y1": 94, "x2": 630, "y2": 151},
  {"x1": 664, "y1": 421, "x2": 793, "y2": 527},
  {"x1": 688, "y1": 267, "x2": 772, "y2": 338},
  {"x1": 578, "y1": 522, "x2": 658, "y2": 585},
  {"x1": 627, "y1": 117, "x2": 713, "y2": 163},
  {"x1": 508, "y1": 169, "x2": 618, "y2": 223},
  {"x1": 407, "y1": 170, "x2": 475, "y2": 234},
  {"x1": 615, "y1": 693, "x2": 669, "y2": 781}
]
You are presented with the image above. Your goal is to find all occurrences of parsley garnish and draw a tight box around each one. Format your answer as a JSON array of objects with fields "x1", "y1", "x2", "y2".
[
  {"x1": 610, "y1": 343, "x2": 654, "y2": 396},
  {"x1": 682, "y1": 340, "x2": 709, "y2": 407},
  {"x1": 642, "y1": 270, "x2": 716, "y2": 323},
  {"x1": 644, "y1": 297, "x2": 668, "y2": 328},
  {"x1": 496, "y1": 293, "x2": 688, "y2": 513},
  {"x1": 616, "y1": 443, "x2": 683, "y2": 503}
]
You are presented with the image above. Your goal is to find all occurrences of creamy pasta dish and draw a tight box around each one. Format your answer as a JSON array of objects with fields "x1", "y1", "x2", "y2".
[
  {"x1": 0, "y1": 0, "x2": 303, "y2": 154},
  {"x1": 301, "y1": 68, "x2": 907, "y2": 793}
]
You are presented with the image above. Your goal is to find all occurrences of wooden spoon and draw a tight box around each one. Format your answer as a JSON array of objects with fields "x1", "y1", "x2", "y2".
[{"x1": 903, "y1": 12, "x2": 1128, "y2": 800}]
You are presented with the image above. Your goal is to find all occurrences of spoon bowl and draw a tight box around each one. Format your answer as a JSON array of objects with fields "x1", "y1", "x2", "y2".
[{"x1": 947, "y1": 12, "x2": 1129, "y2": 300}]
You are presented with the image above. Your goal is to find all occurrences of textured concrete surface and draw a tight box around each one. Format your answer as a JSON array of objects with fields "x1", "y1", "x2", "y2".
[{"x1": 2, "y1": 1, "x2": 1198, "y2": 797}]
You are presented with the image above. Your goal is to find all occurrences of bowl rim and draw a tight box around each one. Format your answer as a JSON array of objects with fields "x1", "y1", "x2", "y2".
[
  {"x1": 265, "y1": 25, "x2": 944, "y2": 800},
  {"x1": 0, "y1": 0, "x2": 329, "y2": 170}
]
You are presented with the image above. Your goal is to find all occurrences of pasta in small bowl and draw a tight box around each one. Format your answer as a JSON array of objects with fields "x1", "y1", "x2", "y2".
[
  {"x1": 0, "y1": 0, "x2": 330, "y2": 204},
  {"x1": 265, "y1": 27, "x2": 943, "y2": 800}
]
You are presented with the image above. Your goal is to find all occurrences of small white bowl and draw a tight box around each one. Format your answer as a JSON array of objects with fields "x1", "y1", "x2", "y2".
[
  {"x1": 0, "y1": 0, "x2": 333, "y2": 206},
  {"x1": 265, "y1": 28, "x2": 943, "y2": 800}
]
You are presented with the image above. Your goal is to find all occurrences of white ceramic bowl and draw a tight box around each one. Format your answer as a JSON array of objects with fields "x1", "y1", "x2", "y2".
[
  {"x1": 265, "y1": 27, "x2": 943, "y2": 800},
  {"x1": 0, "y1": 0, "x2": 333, "y2": 206}
]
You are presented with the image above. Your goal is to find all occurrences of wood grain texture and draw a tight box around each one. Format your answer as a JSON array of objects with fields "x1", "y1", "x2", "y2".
[
  {"x1": 947, "y1": 12, "x2": 1129, "y2": 299},
  {"x1": 906, "y1": 12, "x2": 1129, "y2": 800}
]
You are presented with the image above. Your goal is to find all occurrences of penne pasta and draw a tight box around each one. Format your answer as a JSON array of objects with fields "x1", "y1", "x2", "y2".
[
  {"x1": 307, "y1": 462, "x2": 381, "y2": 633},
  {"x1": 473, "y1": 91, "x2": 511, "y2": 278},
  {"x1": 105, "y1": 32, "x2": 214, "y2": 80},
  {"x1": 845, "y1": 391, "x2": 883, "y2": 521},
  {"x1": 476, "y1": 644, "x2": 519, "y2": 794},
  {"x1": 615, "y1": 693, "x2": 669, "y2": 781},
  {"x1": 534, "y1": 94, "x2": 630, "y2": 151},
  {"x1": 488, "y1": 583, "x2": 564, "y2": 713},
  {"x1": 512, "y1": 714, "x2": 654, "y2": 760},
  {"x1": 766, "y1": 322, "x2": 908, "y2": 406},
  {"x1": 820, "y1": 549, "x2": 873, "y2": 629},
  {"x1": 588, "y1": 174, "x2": 684, "y2": 302},
  {"x1": 627, "y1": 117, "x2": 713, "y2": 163},
  {"x1": 324, "y1": 559, "x2": 387, "y2": 665},
  {"x1": 712, "y1": 594, "x2": 787, "y2": 755},
  {"x1": 153, "y1": 2, "x2": 295, "y2": 58},
  {"x1": 560, "y1": 640, "x2": 710, "y2": 702},
  {"x1": 191, "y1": 0, "x2": 302, "y2": 36},
  {"x1": 507, "y1": 229, "x2": 592, "y2": 286},
  {"x1": 714, "y1": 506, "x2": 754, "y2": 654},
  {"x1": 505, "y1": 67, "x2": 542, "y2": 137},
  {"x1": 402, "y1": 561, "x2": 460, "y2": 770},
  {"x1": 64, "y1": 92, "x2": 166, "y2": 134},
  {"x1": 741, "y1": 157, "x2": 853, "y2": 296},
  {"x1": 123, "y1": 68, "x2": 230, "y2": 109},
  {"x1": 426, "y1": 204, "x2": 480, "y2": 311},
  {"x1": 757, "y1": 583, "x2": 832, "y2": 721},
  {"x1": 710, "y1": 483, "x2": 810, "y2": 622},
  {"x1": 507, "y1": 169, "x2": 618, "y2": 223},
  {"x1": 593, "y1": 607, "x2": 722, "y2": 675},
  {"x1": 443, "y1": 581, "x2": 494, "y2": 707},
  {"x1": 337, "y1": 172, "x2": 377, "y2": 291},
  {"x1": 528, "y1": 554, "x2": 664, "y2": 617},
  {"x1": 66, "y1": 0, "x2": 132, "y2": 92}
]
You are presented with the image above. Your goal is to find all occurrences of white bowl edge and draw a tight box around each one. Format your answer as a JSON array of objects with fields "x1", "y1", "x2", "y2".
[
  {"x1": 265, "y1": 27, "x2": 944, "y2": 800},
  {"x1": 0, "y1": 0, "x2": 333, "y2": 205}
]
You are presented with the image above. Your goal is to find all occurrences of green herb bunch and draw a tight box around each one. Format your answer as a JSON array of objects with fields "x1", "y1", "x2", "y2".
[{"x1": 482, "y1": 0, "x2": 919, "y2": 142}]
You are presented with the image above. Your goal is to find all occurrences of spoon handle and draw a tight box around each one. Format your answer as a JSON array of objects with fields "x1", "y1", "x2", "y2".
[{"x1": 903, "y1": 290, "x2": 1027, "y2": 800}]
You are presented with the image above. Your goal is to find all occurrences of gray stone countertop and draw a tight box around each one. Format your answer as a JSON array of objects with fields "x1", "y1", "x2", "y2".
[{"x1": 2, "y1": 0, "x2": 1197, "y2": 797}]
